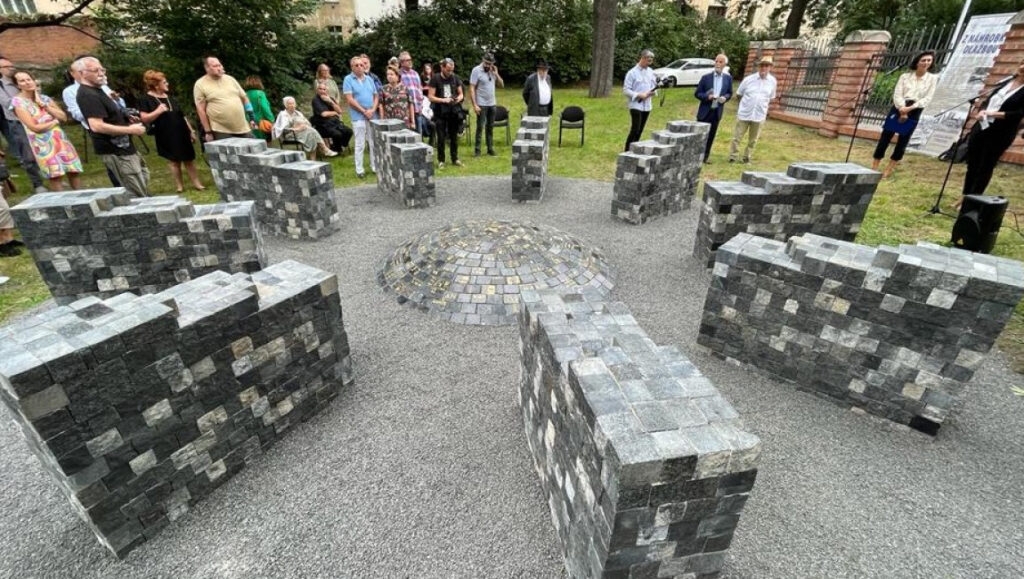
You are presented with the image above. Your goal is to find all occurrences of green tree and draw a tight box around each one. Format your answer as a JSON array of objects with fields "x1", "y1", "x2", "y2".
[{"x1": 94, "y1": 0, "x2": 319, "y2": 101}]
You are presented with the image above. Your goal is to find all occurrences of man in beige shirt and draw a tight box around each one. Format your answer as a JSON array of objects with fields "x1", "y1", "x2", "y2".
[{"x1": 194, "y1": 56, "x2": 255, "y2": 142}]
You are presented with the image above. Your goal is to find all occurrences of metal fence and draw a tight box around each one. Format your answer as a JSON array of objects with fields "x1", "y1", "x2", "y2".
[
  {"x1": 776, "y1": 41, "x2": 842, "y2": 119},
  {"x1": 858, "y1": 26, "x2": 957, "y2": 126}
]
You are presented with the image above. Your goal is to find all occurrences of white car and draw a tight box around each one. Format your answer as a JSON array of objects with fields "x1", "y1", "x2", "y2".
[{"x1": 653, "y1": 58, "x2": 728, "y2": 87}]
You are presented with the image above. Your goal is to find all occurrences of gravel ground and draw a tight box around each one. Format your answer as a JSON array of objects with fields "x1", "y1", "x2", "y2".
[{"x1": 1, "y1": 176, "x2": 1022, "y2": 578}]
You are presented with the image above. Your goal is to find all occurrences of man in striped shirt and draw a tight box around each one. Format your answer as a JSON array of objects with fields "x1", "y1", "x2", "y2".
[{"x1": 398, "y1": 51, "x2": 429, "y2": 137}]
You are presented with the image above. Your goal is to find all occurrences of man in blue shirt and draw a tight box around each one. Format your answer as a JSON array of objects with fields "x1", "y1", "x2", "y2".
[
  {"x1": 623, "y1": 49, "x2": 658, "y2": 152},
  {"x1": 344, "y1": 55, "x2": 379, "y2": 179}
]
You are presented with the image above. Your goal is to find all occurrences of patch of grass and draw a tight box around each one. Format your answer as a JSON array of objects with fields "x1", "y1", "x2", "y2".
[{"x1": 4, "y1": 86, "x2": 1024, "y2": 374}]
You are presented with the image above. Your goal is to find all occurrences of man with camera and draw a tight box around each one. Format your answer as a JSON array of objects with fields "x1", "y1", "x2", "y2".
[
  {"x1": 75, "y1": 56, "x2": 150, "y2": 197},
  {"x1": 623, "y1": 49, "x2": 658, "y2": 152},
  {"x1": 469, "y1": 52, "x2": 503, "y2": 157},
  {"x1": 427, "y1": 57, "x2": 465, "y2": 169}
]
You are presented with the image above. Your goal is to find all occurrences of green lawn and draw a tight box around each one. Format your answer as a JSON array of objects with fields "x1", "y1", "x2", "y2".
[{"x1": 4, "y1": 86, "x2": 1024, "y2": 368}]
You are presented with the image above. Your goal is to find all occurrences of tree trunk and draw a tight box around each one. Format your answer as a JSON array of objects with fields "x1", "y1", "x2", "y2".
[
  {"x1": 784, "y1": 0, "x2": 808, "y2": 39},
  {"x1": 589, "y1": 0, "x2": 618, "y2": 98}
]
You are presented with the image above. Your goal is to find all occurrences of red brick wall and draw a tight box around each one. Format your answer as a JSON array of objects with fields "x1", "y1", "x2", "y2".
[
  {"x1": 817, "y1": 31, "x2": 891, "y2": 138},
  {"x1": 0, "y1": 18, "x2": 100, "y2": 68}
]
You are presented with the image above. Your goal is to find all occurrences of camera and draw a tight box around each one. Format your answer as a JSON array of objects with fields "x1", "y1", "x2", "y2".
[{"x1": 657, "y1": 76, "x2": 673, "y2": 88}]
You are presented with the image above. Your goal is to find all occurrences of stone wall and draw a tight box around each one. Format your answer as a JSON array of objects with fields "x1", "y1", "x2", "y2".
[
  {"x1": 693, "y1": 162, "x2": 880, "y2": 267},
  {"x1": 520, "y1": 289, "x2": 759, "y2": 578},
  {"x1": 0, "y1": 261, "x2": 353, "y2": 557},
  {"x1": 205, "y1": 139, "x2": 340, "y2": 239},
  {"x1": 11, "y1": 189, "x2": 265, "y2": 305},
  {"x1": 612, "y1": 120, "x2": 708, "y2": 224},
  {"x1": 511, "y1": 116, "x2": 551, "y2": 202},
  {"x1": 370, "y1": 119, "x2": 436, "y2": 208},
  {"x1": 698, "y1": 232, "x2": 1024, "y2": 433}
]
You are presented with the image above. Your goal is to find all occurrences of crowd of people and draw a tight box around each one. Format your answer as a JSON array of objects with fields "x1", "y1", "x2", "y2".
[{"x1": 1, "y1": 48, "x2": 1022, "y2": 260}]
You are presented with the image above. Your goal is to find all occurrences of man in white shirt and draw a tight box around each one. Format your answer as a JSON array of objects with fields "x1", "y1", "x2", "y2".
[
  {"x1": 729, "y1": 56, "x2": 777, "y2": 163},
  {"x1": 623, "y1": 49, "x2": 658, "y2": 151}
]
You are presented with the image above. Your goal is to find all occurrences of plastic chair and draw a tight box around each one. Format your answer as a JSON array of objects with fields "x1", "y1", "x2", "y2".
[
  {"x1": 494, "y1": 106, "x2": 511, "y2": 146},
  {"x1": 559, "y1": 106, "x2": 585, "y2": 147}
]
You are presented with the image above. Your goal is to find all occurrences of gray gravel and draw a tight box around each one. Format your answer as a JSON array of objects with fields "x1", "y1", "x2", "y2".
[{"x1": 1, "y1": 176, "x2": 1022, "y2": 578}]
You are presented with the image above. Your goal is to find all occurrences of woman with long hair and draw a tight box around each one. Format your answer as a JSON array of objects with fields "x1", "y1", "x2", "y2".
[
  {"x1": 138, "y1": 70, "x2": 205, "y2": 193},
  {"x1": 244, "y1": 76, "x2": 275, "y2": 143},
  {"x1": 314, "y1": 63, "x2": 341, "y2": 102},
  {"x1": 960, "y1": 57, "x2": 1024, "y2": 201},
  {"x1": 10, "y1": 70, "x2": 82, "y2": 191},
  {"x1": 871, "y1": 51, "x2": 937, "y2": 179}
]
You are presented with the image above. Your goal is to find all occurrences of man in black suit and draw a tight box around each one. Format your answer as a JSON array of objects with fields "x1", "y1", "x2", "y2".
[{"x1": 522, "y1": 59, "x2": 553, "y2": 117}]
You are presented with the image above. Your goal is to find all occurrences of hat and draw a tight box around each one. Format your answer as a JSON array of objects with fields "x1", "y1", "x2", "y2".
[
  {"x1": 536, "y1": 58, "x2": 549, "y2": 69},
  {"x1": 483, "y1": 52, "x2": 495, "y2": 63},
  {"x1": 758, "y1": 56, "x2": 774, "y2": 66}
]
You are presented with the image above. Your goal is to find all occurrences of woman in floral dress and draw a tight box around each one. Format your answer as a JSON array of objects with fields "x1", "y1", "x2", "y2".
[
  {"x1": 379, "y1": 66, "x2": 415, "y2": 129},
  {"x1": 10, "y1": 70, "x2": 82, "y2": 191}
]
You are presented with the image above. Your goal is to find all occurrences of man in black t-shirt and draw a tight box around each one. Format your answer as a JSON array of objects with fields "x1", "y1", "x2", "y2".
[
  {"x1": 75, "y1": 56, "x2": 150, "y2": 197},
  {"x1": 427, "y1": 58, "x2": 464, "y2": 168}
]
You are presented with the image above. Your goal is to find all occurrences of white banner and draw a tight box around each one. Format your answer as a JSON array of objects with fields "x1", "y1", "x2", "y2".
[{"x1": 909, "y1": 13, "x2": 1015, "y2": 157}]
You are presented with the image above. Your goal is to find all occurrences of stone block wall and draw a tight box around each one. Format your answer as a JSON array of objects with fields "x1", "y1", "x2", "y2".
[
  {"x1": 698, "y1": 232, "x2": 1024, "y2": 433},
  {"x1": 512, "y1": 116, "x2": 551, "y2": 202},
  {"x1": 370, "y1": 119, "x2": 436, "y2": 208},
  {"x1": 205, "y1": 138, "x2": 340, "y2": 239},
  {"x1": 520, "y1": 289, "x2": 759, "y2": 579},
  {"x1": 0, "y1": 261, "x2": 353, "y2": 557},
  {"x1": 694, "y1": 162, "x2": 880, "y2": 267},
  {"x1": 11, "y1": 189, "x2": 265, "y2": 305},
  {"x1": 612, "y1": 120, "x2": 708, "y2": 225}
]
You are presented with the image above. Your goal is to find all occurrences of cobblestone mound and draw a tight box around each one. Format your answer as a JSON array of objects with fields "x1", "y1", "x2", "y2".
[{"x1": 377, "y1": 220, "x2": 614, "y2": 325}]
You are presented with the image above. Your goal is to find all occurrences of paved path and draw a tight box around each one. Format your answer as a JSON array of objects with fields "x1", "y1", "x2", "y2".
[{"x1": 1, "y1": 177, "x2": 1022, "y2": 577}]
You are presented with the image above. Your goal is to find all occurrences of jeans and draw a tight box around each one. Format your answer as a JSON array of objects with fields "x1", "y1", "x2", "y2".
[
  {"x1": 474, "y1": 105, "x2": 495, "y2": 154},
  {"x1": 435, "y1": 113, "x2": 460, "y2": 163},
  {"x1": 625, "y1": 109, "x2": 650, "y2": 152}
]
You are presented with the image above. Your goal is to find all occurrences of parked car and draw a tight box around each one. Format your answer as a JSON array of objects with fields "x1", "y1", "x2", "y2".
[{"x1": 653, "y1": 58, "x2": 729, "y2": 87}]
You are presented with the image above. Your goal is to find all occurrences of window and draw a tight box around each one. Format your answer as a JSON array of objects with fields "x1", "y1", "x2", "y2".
[
  {"x1": 707, "y1": 5, "x2": 726, "y2": 19},
  {"x1": 0, "y1": 0, "x2": 37, "y2": 15},
  {"x1": 327, "y1": 25, "x2": 344, "y2": 38}
]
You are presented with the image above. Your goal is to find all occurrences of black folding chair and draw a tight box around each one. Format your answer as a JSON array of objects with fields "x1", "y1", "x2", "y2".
[
  {"x1": 559, "y1": 106, "x2": 585, "y2": 147},
  {"x1": 494, "y1": 105, "x2": 511, "y2": 146}
]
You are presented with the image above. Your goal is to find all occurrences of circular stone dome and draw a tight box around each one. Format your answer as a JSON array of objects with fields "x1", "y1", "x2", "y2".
[{"x1": 377, "y1": 220, "x2": 615, "y2": 325}]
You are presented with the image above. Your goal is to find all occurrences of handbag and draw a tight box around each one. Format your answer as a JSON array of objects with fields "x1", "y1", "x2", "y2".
[
  {"x1": 258, "y1": 119, "x2": 274, "y2": 134},
  {"x1": 882, "y1": 107, "x2": 919, "y2": 136},
  {"x1": 938, "y1": 123, "x2": 979, "y2": 164}
]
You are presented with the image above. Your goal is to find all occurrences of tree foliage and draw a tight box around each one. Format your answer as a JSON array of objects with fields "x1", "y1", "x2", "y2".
[
  {"x1": 615, "y1": 2, "x2": 750, "y2": 79},
  {"x1": 91, "y1": 0, "x2": 319, "y2": 106},
  {"x1": 743, "y1": 0, "x2": 1024, "y2": 40}
]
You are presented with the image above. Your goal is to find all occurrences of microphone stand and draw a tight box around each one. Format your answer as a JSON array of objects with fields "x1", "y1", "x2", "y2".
[
  {"x1": 844, "y1": 64, "x2": 903, "y2": 163},
  {"x1": 927, "y1": 79, "x2": 1007, "y2": 217}
]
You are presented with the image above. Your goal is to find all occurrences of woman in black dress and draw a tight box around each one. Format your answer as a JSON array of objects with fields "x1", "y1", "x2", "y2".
[{"x1": 138, "y1": 69, "x2": 205, "y2": 193}]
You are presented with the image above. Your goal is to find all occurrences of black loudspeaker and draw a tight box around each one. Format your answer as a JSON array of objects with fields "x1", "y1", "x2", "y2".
[{"x1": 951, "y1": 195, "x2": 1007, "y2": 254}]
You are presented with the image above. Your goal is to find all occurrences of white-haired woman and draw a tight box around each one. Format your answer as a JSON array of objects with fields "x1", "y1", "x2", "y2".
[{"x1": 272, "y1": 96, "x2": 337, "y2": 159}]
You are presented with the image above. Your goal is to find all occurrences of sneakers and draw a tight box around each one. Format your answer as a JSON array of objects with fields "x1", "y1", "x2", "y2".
[
  {"x1": 487, "y1": 150, "x2": 496, "y2": 156},
  {"x1": 356, "y1": 172, "x2": 366, "y2": 179},
  {"x1": 322, "y1": 149, "x2": 339, "y2": 157},
  {"x1": 9, "y1": 239, "x2": 25, "y2": 248},
  {"x1": 0, "y1": 242, "x2": 22, "y2": 257},
  {"x1": 728, "y1": 158, "x2": 736, "y2": 163},
  {"x1": 438, "y1": 162, "x2": 445, "y2": 170},
  {"x1": 453, "y1": 160, "x2": 464, "y2": 167}
]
